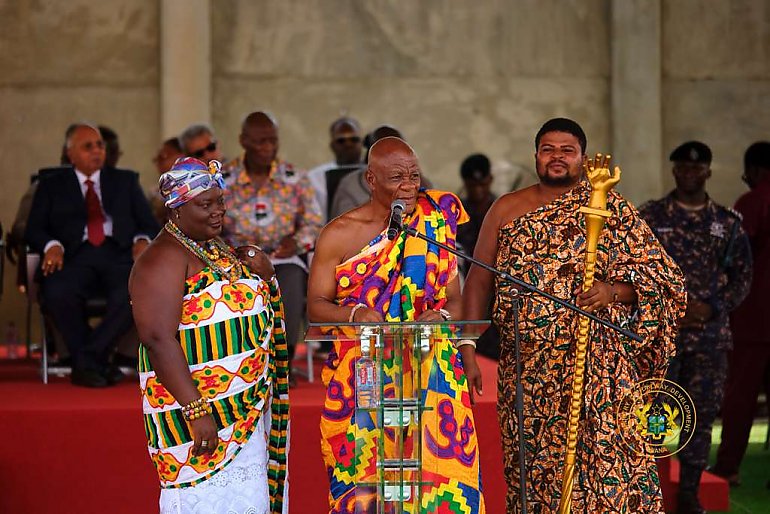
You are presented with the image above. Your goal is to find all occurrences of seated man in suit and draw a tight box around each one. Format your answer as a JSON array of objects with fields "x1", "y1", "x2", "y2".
[{"x1": 25, "y1": 123, "x2": 159, "y2": 387}]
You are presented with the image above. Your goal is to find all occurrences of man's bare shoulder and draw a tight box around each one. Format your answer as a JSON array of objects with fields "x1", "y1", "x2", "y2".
[
  {"x1": 317, "y1": 205, "x2": 381, "y2": 262},
  {"x1": 490, "y1": 185, "x2": 541, "y2": 225},
  {"x1": 495, "y1": 186, "x2": 538, "y2": 207},
  {"x1": 322, "y1": 205, "x2": 370, "y2": 237}
]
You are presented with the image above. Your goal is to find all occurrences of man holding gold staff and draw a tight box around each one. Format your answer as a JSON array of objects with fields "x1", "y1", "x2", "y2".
[
  {"x1": 463, "y1": 118, "x2": 687, "y2": 512},
  {"x1": 308, "y1": 136, "x2": 485, "y2": 513}
]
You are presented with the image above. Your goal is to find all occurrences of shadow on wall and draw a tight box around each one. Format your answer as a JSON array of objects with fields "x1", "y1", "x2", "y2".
[{"x1": 493, "y1": 160, "x2": 538, "y2": 195}]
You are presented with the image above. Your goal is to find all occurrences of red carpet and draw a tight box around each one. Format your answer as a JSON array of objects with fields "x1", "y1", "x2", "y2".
[
  {"x1": 658, "y1": 457, "x2": 730, "y2": 512},
  {"x1": 0, "y1": 356, "x2": 505, "y2": 514},
  {"x1": 0, "y1": 356, "x2": 729, "y2": 513}
]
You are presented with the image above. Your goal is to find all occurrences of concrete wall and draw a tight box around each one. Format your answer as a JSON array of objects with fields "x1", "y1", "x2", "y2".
[
  {"x1": 662, "y1": 0, "x2": 770, "y2": 206},
  {"x1": 1, "y1": 0, "x2": 769, "y2": 336},
  {"x1": 211, "y1": 0, "x2": 611, "y2": 194}
]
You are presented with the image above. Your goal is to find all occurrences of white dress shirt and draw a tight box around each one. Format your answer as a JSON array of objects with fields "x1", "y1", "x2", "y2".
[{"x1": 75, "y1": 168, "x2": 115, "y2": 241}]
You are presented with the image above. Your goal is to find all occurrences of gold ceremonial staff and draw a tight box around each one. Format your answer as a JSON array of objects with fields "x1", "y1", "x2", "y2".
[{"x1": 557, "y1": 154, "x2": 621, "y2": 514}]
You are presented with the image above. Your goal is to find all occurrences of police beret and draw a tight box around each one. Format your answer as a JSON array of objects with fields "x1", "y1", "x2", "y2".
[{"x1": 669, "y1": 141, "x2": 712, "y2": 164}]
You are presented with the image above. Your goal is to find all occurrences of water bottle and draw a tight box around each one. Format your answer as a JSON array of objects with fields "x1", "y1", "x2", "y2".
[
  {"x1": 355, "y1": 356, "x2": 379, "y2": 409},
  {"x1": 5, "y1": 321, "x2": 19, "y2": 359}
]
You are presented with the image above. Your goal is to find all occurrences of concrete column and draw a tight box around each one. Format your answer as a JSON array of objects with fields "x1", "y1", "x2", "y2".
[
  {"x1": 610, "y1": 0, "x2": 663, "y2": 205},
  {"x1": 160, "y1": 0, "x2": 211, "y2": 138}
]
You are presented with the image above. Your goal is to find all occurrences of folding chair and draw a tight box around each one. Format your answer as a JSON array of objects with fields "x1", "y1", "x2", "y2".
[{"x1": 24, "y1": 249, "x2": 108, "y2": 383}]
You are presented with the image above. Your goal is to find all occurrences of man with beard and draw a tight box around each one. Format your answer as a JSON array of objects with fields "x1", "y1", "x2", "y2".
[
  {"x1": 463, "y1": 118, "x2": 686, "y2": 512},
  {"x1": 640, "y1": 142, "x2": 751, "y2": 514}
]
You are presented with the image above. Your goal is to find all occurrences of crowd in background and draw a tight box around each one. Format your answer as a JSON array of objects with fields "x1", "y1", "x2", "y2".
[{"x1": 3, "y1": 114, "x2": 500, "y2": 383}]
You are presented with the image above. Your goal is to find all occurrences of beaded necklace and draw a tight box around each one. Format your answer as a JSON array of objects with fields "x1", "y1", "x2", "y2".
[{"x1": 165, "y1": 220, "x2": 244, "y2": 283}]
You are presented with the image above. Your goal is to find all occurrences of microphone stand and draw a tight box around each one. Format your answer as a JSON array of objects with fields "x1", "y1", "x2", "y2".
[{"x1": 403, "y1": 225, "x2": 641, "y2": 514}]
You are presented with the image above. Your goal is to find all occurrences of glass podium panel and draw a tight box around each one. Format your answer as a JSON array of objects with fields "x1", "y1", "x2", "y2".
[
  {"x1": 304, "y1": 320, "x2": 490, "y2": 343},
  {"x1": 309, "y1": 321, "x2": 489, "y2": 514}
]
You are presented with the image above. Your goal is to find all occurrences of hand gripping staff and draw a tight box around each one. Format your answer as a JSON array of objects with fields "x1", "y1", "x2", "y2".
[{"x1": 557, "y1": 154, "x2": 621, "y2": 514}]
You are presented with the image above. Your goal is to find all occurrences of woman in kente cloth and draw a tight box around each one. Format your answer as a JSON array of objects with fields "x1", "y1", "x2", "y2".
[{"x1": 129, "y1": 157, "x2": 289, "y2": 514}]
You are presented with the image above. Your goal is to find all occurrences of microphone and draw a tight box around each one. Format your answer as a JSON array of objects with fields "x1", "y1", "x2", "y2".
[{"x1": 386, "y1": 200, "x2": 406, "y2": 240}]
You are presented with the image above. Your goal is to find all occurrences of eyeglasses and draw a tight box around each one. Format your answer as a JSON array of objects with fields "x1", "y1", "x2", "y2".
[
  {"x1": 190, "y1": 141, "x2": 218, "y2": 159},
  {"x1": 334, "y1": 136, "x2": 361, "y2": 145}
]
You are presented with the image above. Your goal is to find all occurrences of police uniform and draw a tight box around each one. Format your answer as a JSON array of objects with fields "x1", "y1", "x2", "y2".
[{"x1": 639, "y1": 141, "x2": 752, "y2": 512}]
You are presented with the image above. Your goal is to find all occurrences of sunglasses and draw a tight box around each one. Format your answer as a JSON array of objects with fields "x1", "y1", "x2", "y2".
[
  {"x1": 190, "y1": 141, "x2": 218, "y2": 159},
  {"x1": 334, "y1": 136, "x2": 361, "y2": 145}
]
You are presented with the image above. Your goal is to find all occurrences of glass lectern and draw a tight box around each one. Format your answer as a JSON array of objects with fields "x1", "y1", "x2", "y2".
[{"x1": 306, "y1": 321, "x2": 489, "y2": 514}]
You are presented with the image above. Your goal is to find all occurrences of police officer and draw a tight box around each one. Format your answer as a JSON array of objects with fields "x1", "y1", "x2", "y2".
[{"x1": 639, "y1": 141, "x2": 752, "y2": 514}]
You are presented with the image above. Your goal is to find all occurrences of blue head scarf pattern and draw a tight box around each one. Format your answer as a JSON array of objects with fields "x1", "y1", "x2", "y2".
[{"x1": 159, "y1": 157, "x2": 226, "y2": 209}]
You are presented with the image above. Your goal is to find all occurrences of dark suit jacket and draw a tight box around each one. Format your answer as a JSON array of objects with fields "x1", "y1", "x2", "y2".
[{"x1": 25, "y1": 166, "x2": 160, "y2": 255}]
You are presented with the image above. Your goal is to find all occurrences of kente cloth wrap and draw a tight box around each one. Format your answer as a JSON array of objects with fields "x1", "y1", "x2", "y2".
[
  {"x1": 320, "y1": 190, "x2": 486, "y2": 514},
  {"x1": 138, "y1": 255, "x2": 289, "y2": 513},
  {"x1": 159, "y1": 157, "x2": 226, "y2": 209},
  {"x1": 493, "y1": 183, "x2": 686, "y2": 513}
]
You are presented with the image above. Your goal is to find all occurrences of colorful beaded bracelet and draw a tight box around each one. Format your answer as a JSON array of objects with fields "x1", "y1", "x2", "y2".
[{"x1": 182, "y1": 397, "x2": 212, "y2": 422}]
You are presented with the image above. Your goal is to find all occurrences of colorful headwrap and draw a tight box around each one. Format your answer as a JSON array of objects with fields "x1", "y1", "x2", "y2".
[{"x1": 159, "y1": 157, "x2": 226, "y2": 209}]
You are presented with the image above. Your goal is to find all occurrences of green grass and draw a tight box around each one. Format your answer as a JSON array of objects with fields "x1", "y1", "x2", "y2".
[{"x1": 708, "y1": 421, "x2": 769, "y2": 513}]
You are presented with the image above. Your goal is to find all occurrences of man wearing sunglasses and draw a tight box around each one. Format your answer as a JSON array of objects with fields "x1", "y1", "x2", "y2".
[
  {"x1": 330, "y1": 125, "x2": 434, "y2": 219},
  {"x1": 307, "y1": 116, "x2": 365, "y2": 223},
  {"x1": 179, "y1": 123, "x2": 225, "y2": 164}
]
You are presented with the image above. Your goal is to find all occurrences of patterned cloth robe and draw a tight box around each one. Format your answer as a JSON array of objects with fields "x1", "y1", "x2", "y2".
[
  {"x1": 319, "y1": 190, "x2": 486, "y2": 514},
  {"x1": 493, "y1": 183, "x2": 686, "y2": 513},
  {"x1": 138, "y1": 257, "x2": 290, "y2": 514}
]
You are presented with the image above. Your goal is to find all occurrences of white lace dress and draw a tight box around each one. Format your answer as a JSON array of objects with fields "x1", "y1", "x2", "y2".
[{"x1": 159, "y1": 417, "x2": 285, "y2": 514}]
